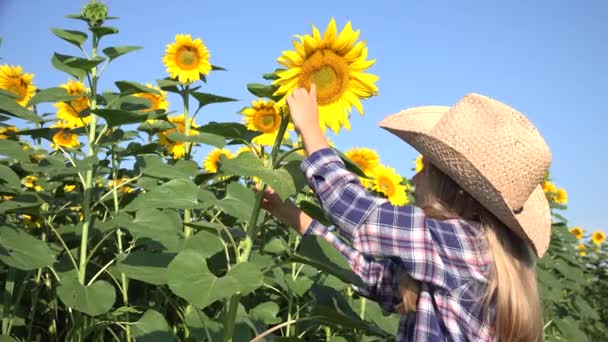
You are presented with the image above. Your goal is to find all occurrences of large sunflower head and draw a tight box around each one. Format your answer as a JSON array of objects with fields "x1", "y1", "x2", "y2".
[
  {"x1": 203, "y1": 148, "x2": 233, "y2": 173},
  {"x1": 274, "y1": 18, "x2": 379, "y2": 134},
  {"x1": 54, "y1": 79, "x2": 90, "y2": 128},
  {"x1": 241, "y1": 99, "x2": 292, "y2": 146},
  {"x1": 157, "y1": 114, "x2": 198, "y2": 159},
  {"x1": 163, "y1": 34, "x2": 212, "y2": 84},
  {"x1": 569, "y1": 226, "x2": 584, "y2": 240},
  {"x1": 134, "y1": 84, "x2": 169, "y2": 112},
  {"x1": 0, "y1": 65, "x2": 36, "y2": 107},
  {"x1": 592, "y1": 231, "x2": 606, "y2": 245},
  {"x1": 371, "y1": 164, "x2": 408, "y2": 206}
]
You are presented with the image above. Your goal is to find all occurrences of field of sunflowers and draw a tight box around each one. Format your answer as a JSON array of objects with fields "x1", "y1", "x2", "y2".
[{"x1": 0, "y1": 1, "x2": 606, "y2": 341}]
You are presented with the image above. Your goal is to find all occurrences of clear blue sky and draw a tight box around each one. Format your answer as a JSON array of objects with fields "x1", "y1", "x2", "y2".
[{"x1": 1, "y1": 0, "x2": 606, "y2": 234}]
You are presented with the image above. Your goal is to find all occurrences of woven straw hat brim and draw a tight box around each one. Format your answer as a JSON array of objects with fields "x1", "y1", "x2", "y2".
[{"x1": 378, "y1": 106, "x2": 551, "y2": 257}]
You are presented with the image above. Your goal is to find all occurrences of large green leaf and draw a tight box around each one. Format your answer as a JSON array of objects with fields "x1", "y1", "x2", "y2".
[
  {"x1": 215, "y1": 182, "x2": 255, "y2": 221},
  {"x1": 124, "y1": 179, "x2": 199, "y2": 211},
  {"x1": 115, "y1": 81, "x2": 160, "y2": 96},
  {"x1": 182, "y1": 230, "x2": 224, "y2": 258},
  {"x1": 220, "y1": 152, "x2": 297, "y2": 201},
  {"x1": 28, "y1": 87, "x2": 81, "y2": 107},
  {"x1": 51, "y1": 53, "x2": 84, "y2": 80},
  {"x1": 0, "y1": 225, "x2": 55, "y2": 270},
  {"x1": 137, "y1": 155, "x2": 196, "y2": 180},
  {"x1": 50, "y1": 28, "x2": 88, "y2": 48},
  {"x1": 195, "y1": 122, "x2": 261, "y2": 143},
  {"x1": 0, "y1": 164, "x2": 20, "y2": 189},
  {"x1": 52, "y1": 53, "x2": 104, "y2": 77},
  {"x1": 292, "y1": 235, "x2": 364, "y2": 287},
  {"x1": 167, "y1": 250, "x2": 263, "y2": 309},
  {"x1": 249, "y1": 302, "x2": 281, "y2": 324},
  {"x1": 90, "y1": 26, "x2": 119, "y2": 38},
  {"x1": 0, "y1": 193, "x2": 43, "y2": 214},
  {"x1": 191, "y1": 91, "x2": 238, "y2": 111},
  {"x1": 102, "y1": 46, "x2": 142, "y2": 61},
  {"x1": 0, "y1": 139, "x2": 29, "y2": 161},
  {"x1": 247, "y1": 83, "x2": 279, "y2": 100},
  {"x1": 116, "y1": 251, "x2": 175, "y2": 285},
  {"x1": 132, "y1": 309, "x2": 175, "y2": 342},
  {"x1": 117, "y1": 210, "x2": 182, "y2": 251},
  {"x1": 165, "y1": 131, "x2": 225, "y2": 148},
  {"x1": 0, "y1": 94, "x2": 41, "y2": 122},
  {"x1": 94, "y1": 108, "x2": 164, "y2": 126},
  {"x1": 57, "y1": 273, "x2": 116, "y2": 317}
]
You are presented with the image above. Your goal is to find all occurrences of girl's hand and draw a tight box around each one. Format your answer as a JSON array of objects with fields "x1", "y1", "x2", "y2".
[
  {"x1": 286, "y1": 84, "x2": 320, "y2": 135},
  {"x1": 257, "y1": 185, "x2": 313, "y2": 235}
]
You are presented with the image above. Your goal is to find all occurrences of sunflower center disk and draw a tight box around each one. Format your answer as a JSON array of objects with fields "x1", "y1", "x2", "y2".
[
  {"x1": 380, "y1": 180, "x2": 393, "y2": 196},
  {"x1": 255, "y1": 109, "x2": 279, "y2": 133},
  {"x1": 177, "y1": 47, "x2": 199, "y2": 70},
  {"x1": 299, "y1": 50, "x2": 349, "y2": 105},
  {"x1": 7, "y1": 83, "x2": 25, "y2": 100}
]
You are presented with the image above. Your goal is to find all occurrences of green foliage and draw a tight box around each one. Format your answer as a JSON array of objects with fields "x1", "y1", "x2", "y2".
[{"x1": 0, "y1": 2, "x2": 605, "y2": 342}]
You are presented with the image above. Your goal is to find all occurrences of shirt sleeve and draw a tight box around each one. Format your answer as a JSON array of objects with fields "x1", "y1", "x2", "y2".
[
  {"x1": 304, "y1": 219, "x2": 402, "y2": 312},
  {"x1": 301, "y1": 148, "x2": 470, "y2": 291}
]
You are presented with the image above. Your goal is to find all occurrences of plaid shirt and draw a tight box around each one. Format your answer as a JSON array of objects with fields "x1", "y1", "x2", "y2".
[{"x1": 301, "y1": 148, "x2": 495, "y2": 342}]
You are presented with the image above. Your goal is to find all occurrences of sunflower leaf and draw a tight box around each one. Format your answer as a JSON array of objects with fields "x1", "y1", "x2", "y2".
[
  {"x1": 50, "y1": 28, "x2": 88, "y2": 48},
  {"x1": 94, "y1": 108, "x2": 164, "y2": 127},
  {"x1": 165, "y1": 131, "x2": 225, "y2": 148},
  {"x1": 103, "y1": 46, "x2": 142, "y2": 61},
  {"x1": 211, "y1": 65, "x2": 226, "y2": 71},
  {"x1": 28, "y1": 87, "x2": 80, "y2": 107},
  {"x1": 0, "y1": 139, "x2": 30, "y2": 161},
  {"x1": 51, "y1": 53, "x2": 85, "y2": 80},
  {"x1": 0, "y1": 193, "x2": 43, "y2": 214},
  {"x1": 0, "y1": 225, "x2": 55, "y2": 270},
  {"x1": 195, "y1": 122, "x2": 261, "y2": 143},
  {"x1": 124, "y1": 179, "x2": 199, "y2": 211},
  {"x1": 247, "y1": 83, "x2": 279, "y2": 100},
  {"x1": 57, "y1": 272, "x2": 116, "y2": 317},
  {"x1": 156, "y1": 78, "x2": 181, "y2": 94},
  {"x1": 89, "y1": 26, "x2": 119, "y2": 38},
  {"x1": 190, "y1": 91, "x2": 238, "y2": 111},
  {"x1": 115, "y1": 81, "x2": 160, "y2": 96},
  {"x1": 214, "y1": 182, "x2": 255, "y2": 221},
  {"x1": 132, "y1": 309, "x2": 175, "y2": 342},
  {"x1": 0, "y1": 94, "x2": 42, "y2": 123}
]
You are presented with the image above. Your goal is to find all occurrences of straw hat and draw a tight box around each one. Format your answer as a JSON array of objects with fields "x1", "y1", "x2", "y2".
[{"x1": 379, "y1": 93, "x2": 552, "y2": 257}]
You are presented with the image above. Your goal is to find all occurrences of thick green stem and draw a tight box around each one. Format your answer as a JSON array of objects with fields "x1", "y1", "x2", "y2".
[
  {"x1": 78, "y1": 38, "x2": 99, "y2": 285},
  {"x1": 223, "y1": 295, "x2": 241, "y2": 342},
  {"x1": 183, "y1": 85, "x2": 193, "y2": 238},
  {"x1": 1, "y1": 267, "x2": 15, "y2": 334}
]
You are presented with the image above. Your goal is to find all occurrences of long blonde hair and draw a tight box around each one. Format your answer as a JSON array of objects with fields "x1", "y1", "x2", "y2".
[{"x1": 397, "y1": 162, "x2": 542, "y2": 341}]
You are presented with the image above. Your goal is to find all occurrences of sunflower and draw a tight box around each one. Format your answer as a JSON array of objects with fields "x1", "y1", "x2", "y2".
[
  {"x1": 241, "y1": 99, "x2": 293, "y2": 146},
  {"x1": 22, "y1": 175, "x2": 42, "y2": 192},
  {"x1": 203, "y1": 148, "x2": 233, "y2": 173},
  {"x1": 54, "y1": 80, "x2": 90, "y2": 128},
  {"x1": 22, "y1": 214, "x2": 43, "y2": 230},
  {"x1": 371, "y1": 164, "x2": 408, "y2": 206},
  {"x1": 51, "y1": 121, "x2": 80, "y2": 149},
  {"x1": 415, "y1": 155, "x2": 424, "y2": 173},
  {"x1": 158, "y1": 114, "x2": 198, "y2": 159},
  {"x1": 0, "y1": 65, "x2": 36, "y2": 107},
  {"x1": 163, "y1": 34, "x2": 212, "y2": 84},
  {"x1": 0, "y1": 126, "x2": 18, "y2": 139},
  {"x1": 133, "y1": 83, "x2": 169, "y2": 112},
  {"x1": 541, "y1": 181, "x2": 557, "y2": 194},
  {"x1": 64, "y1": 184, "x2": 76, "y2": 192},
  {"x1": 569, "y1": 226, "x2": 584, "y2": 240},
  {"x1": 592, "y1": 231, "x2": 606, "y2": 245},
  {"x1": 555, "y1": 188, "x2": 568, "y2": 205},
  {"x1": 274, "y1": 18, "x2": 379, "y2": 134},
  {"x1": 344, "y1": 147, "x2": 380, "y2": 187},
  {"x1": 577, "y1": 243, "x2": 587, "y2": 257},
  {"x1": 109, "y1": 177, "x2": 136, "y2": 194}
]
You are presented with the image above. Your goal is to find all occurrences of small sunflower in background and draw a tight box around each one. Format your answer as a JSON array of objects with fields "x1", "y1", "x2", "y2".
[
  {"x1": 569, "y1": 226, "x2": 584, "y2": 240},
  {"x1": 0, "y1": 64, "x2": 36, "y2": 107},
  {"x1": 241, "y1": 99, "x2": 292, "y2": 146},
  {"x1": 592, "y1": 231, "x2": 606, "y2": 246},
  {"x1": 133, "y1": 84, "x2": 169, "y2": 112},
  {"x1": 54, "y1": 79, "x2": 90, "y2": 128},
  {"x1": 344, "y1": 147, "x2": 379, "y2": 187},
  {"x1": 274, "y1": 18, "x2": 379, "y2": 134},
  {"x1": 203, "y1": 148, "x2": 233, "y2": 174},
  {"x1": 163, "y1": 34, "x2": 211, "y2": 84},
  {"x1": 372, "y1": 164, "x2": 409, "y2": 206}
]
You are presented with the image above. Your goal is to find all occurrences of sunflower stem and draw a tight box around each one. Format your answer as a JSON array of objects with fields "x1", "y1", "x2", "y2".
[{"x1": 182, "y1": 85, "x2": 193, "y2": 239}]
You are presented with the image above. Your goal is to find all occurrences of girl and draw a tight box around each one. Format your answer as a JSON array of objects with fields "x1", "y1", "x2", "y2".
[{"x1": 261, "y1": 85, "x2": 551, "y2": 341}]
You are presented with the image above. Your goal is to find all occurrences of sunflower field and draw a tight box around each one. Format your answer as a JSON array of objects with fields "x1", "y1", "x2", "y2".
[{"x1": 0, "y1": 2, "x2": 606, "y2": 341}]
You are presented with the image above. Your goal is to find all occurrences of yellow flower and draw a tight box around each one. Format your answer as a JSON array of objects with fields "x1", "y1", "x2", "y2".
[
  {"x1": 22, "y1": 175, "x2": 42, "y2": 192},
  {"x1": 109, "y1": 177, "x2": 135, "y2": 194},
  {"x1": 54, "y1": 80, "x2": 90, "y2": 128},
  {"x1": 51, "y1": 124, "x2": 80, "y2": 149},
  {"x1": 203, "y1": 148, "x2": 233, "y2": 173},
  {"x1": 569, "y1": 226, "x2": 583, "y2": 240},
  {"x1": 592, "y1": 231, "x2": 606, "y2": 245},
  {"x1": 0, "y1": 126, "x2": 18, "y2": 139},
  {"x1": 1, "y1": 195, "x2": 13, "y2": 201},
  {"x1": 577, "y1": 243, "x2": 587, "y2": 257},
  {"x1": 133, "y1": 83, "x2": 169, "y2": 112},
  {"x1": 158, "y1": 114, "x2": 198, "y2": 159},
  {"x1": 274, "y1": 18, "x2": 379, "y2": 134},
  {"x1": 344, "y1": 147, "x2": 380, "y2": 187},
  {"x1": 371, "y1": 164, "x2": 408, "y2": 206},
  {"x1": 163, "y1": 34, "x2": 212, "y2": 83},
  {"x1": 63, "y1": 184, "x2": 76, "y2": 192},
  {"x1": 555, "y1": 188, "x2": 567, "y2": 205},
  {"x1": 241, "y1": 99, "x2": 293, "y2": 146},
  {"x1": 415, "y1": 155, "x2": 424, "y2": 173},
  {"x1": 22, "y1": 214, "x2": 43, "y2": 230},
  {"x1": 0, "y1": 65, "x2": 36, "y2": 106},
  {"x1": 541, "y1": 181, "x2": 557, "y2": 194}
]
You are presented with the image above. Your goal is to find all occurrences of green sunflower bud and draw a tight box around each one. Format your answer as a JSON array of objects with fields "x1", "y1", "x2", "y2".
[{"x1": 81, "y1": 1, "x2": 108, "y2": 27}]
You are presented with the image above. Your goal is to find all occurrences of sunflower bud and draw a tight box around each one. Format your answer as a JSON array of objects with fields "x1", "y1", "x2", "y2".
[{"x1": 81, "y1": 1, "x2": 108, "y2": 27}]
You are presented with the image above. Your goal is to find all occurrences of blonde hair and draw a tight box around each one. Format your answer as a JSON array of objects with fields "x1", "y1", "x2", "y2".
[{"x1": 396, "y1": 162, "x2": 542, "y2": 341}]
